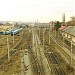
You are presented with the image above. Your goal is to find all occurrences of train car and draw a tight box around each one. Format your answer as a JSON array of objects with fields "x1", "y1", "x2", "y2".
[
  {"x1": 0, "y1": 32, "x2": 4, "y2": 35},
  {"x1": 3, "y1": 28, "x2": 15, "y2": 35},
  {"x1": 20, "y1": 24, "x2": 27, "y2": 28},
  {"x1": 11, "y1": 28, "x2": 23, "y2": 35},
  {"x1": 4, "y1": 30, "x2": 11, "y2": 35}
]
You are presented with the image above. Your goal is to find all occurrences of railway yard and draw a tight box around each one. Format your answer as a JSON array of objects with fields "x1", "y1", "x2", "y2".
[{"x1": 0, "y1": 27, "x2": 75, "y2": 75}]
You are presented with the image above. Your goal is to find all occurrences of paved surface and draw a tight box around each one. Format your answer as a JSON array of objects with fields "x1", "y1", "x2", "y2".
[
  {"x1": 21, "y1": 49, "x2": 33, "y2": 75},
  {"x1": 24, "y1": 49, "x2": 33, "y2": 75}
]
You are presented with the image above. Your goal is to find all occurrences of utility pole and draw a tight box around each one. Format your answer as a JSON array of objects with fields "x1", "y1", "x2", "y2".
[
  {"x1": 55, "y1": 29, "x2": 56, "y2": 37},
  {"x1": 49, "y1": 27, "x2": 50, "y2": 44},
  {"x1": 7, "y1": 35, "x2": 10, "y2": 61},
  {"x1": 13, "y1": 32, "x2": 14, "y2": 45},
  {"x1": 43, "y1": 28, "x2": 45, "y2": 50},
  {"x1": 39, "y1": 28, "x2": 40, "y2": 39},
  {"x1": 70, "y1": 36, "x2": 73, "y2": 66},
  {"x1": 35, "y1": 29, "x2": 37, "y2": 59},
  {"x1": 12, "y1": 24, "x2": 15, "y2": 45},
  {"x1": 62, "y1": 32, "x2": 64, "y2": 46}
]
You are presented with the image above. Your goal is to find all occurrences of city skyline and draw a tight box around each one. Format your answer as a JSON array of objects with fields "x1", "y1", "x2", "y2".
[{"x1": 0, "y1": 0, "x2": 74, "y2": 22}]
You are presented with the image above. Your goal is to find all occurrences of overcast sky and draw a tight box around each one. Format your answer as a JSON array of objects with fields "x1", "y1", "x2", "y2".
[{"x1": 0, "y1": 0, "x2": 74, "y2": 22}]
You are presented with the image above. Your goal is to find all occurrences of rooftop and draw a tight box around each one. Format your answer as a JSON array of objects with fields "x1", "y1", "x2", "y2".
[{"x1": 62, "y1": 26, "x2": 75, "y2": 37}]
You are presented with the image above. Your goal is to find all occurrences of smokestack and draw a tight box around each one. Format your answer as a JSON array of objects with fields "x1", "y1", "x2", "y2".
[{"x1": 62, "y1": 13, "x2": 65, "y2": 25}]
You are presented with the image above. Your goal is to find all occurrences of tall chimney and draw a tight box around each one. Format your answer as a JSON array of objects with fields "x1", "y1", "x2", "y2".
[{"x1": 62, "y1": 13, "x2": 65, "y2": 25}]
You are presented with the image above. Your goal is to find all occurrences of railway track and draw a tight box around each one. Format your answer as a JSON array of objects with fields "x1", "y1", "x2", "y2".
[
  {"x1": 43, "y1": 37, "x2": 66, "y2": 75},
  {"x1": 26, "y1": 33, "x2": 42, "y2": 75},
  {"x1": 46, "y1": 51, "x2": 66, "y2": 75},
  {"x1": 33, "y1": 28, "x2": 67, "y2": 75},
  {"x1": 30, "y1": 30, "x2": 46, "y2": 75},
  {"x1": 28, "y1": 48, "x2": 42, "y2": 75},
  {"x1": 55, "y1": 67, "x2": 65, "y2": 75},
  {"x1": 0, "y1": 30, "x2": 28, "y2": 65},
  {"x1": 48, "y1": 52, "x2": 58, "y2": 64},
  {"x1": 53, "y1": 34, "x2": 75, "y2": 54}
]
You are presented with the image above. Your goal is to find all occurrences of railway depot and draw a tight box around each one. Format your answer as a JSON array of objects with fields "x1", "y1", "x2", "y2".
[
  {"x1": 0, "y1": 0, "x2": 74, "y2": 74},
  {"x1": 0, "y1": 22, "x2": 75, "y2": 75}
]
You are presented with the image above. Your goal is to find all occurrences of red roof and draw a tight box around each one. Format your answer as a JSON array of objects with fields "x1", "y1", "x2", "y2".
[{"x1": 59, "y1": 25, "x2": 66, "y2": 30}]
